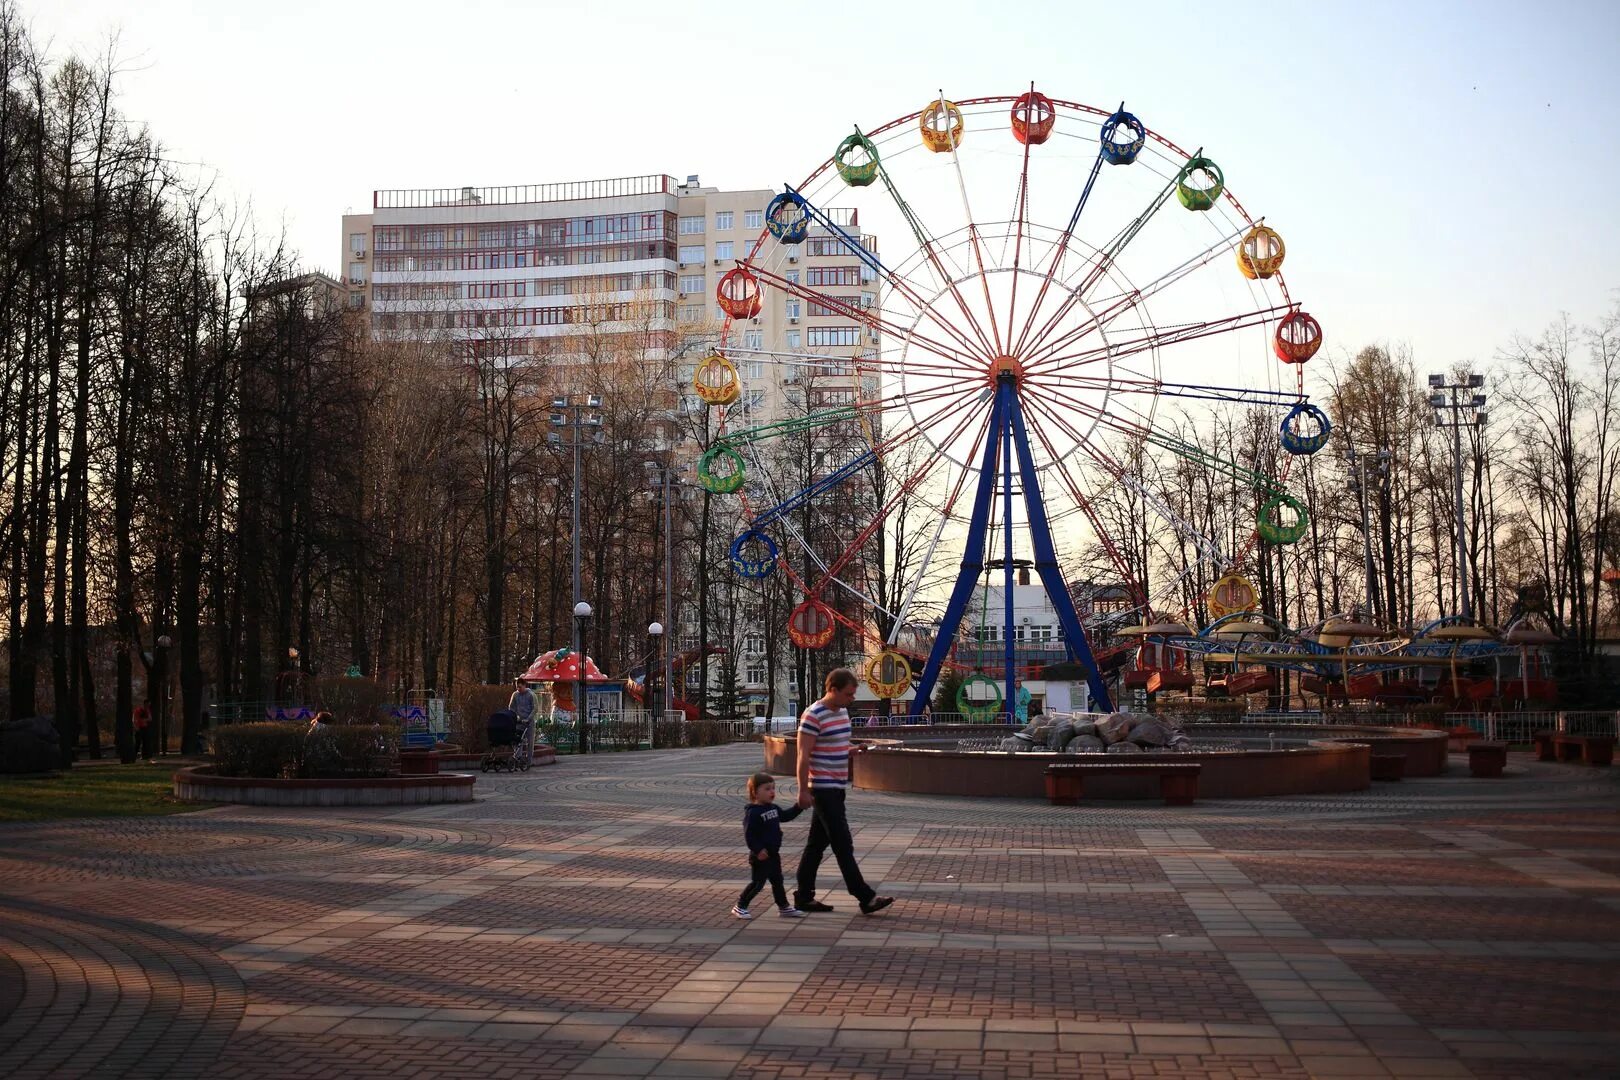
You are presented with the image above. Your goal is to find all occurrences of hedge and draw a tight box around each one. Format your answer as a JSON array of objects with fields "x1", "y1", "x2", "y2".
[{"x1": 212, "y1": 721, "x2": 400, "y2": 779}]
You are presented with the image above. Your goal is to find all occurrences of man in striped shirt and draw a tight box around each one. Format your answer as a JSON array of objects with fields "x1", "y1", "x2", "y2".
[{"x1": 792, "y1": 668, "x2": 895, "y2": 915}]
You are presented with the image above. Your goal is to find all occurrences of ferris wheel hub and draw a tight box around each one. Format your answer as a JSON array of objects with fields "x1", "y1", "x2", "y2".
[{"x1": 987, "y1": 355, "x2": 1025, "y2": 385}]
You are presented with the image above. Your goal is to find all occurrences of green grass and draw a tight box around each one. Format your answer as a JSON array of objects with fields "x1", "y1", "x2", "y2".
[{"x1": 0, "y1": 763, "x2": 209, "y2": 822}]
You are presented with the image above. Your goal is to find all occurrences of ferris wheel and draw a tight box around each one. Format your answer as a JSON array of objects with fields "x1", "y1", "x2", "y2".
[{"x1": 692, "y1": 88, "x2": 1331, "y2": 716}]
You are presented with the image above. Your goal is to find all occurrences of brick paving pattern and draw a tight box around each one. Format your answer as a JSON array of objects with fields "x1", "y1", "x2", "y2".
[{"x1": 2, "y1": 743, "x2": 1618, "y2": 1078}]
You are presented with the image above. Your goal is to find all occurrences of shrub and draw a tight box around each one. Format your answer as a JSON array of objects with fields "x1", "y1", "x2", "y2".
[
  {"x1": 212, "y1": 721, "x2": 400, "y2": 779},
  {"x1": 308, "y1": 676, "x2": 392, "y2": 726},
  {"x1": 449, "y1": 683, "x2": 516, "y2": 753}
]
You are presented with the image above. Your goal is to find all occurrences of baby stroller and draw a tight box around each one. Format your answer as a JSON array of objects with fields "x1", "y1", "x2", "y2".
[{"x1": 480, "y1": 708, "x2": 533, "y2": 772}]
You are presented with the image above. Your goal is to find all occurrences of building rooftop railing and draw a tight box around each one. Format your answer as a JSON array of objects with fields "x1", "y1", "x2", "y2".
[{"x1": 374, "y1": 175, "x2": 679, "y2": 210}]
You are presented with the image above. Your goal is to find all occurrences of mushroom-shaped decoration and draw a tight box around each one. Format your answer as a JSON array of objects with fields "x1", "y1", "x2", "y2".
[
  {"x1": 765, "y1": 191, "x2": 811, "y2": 244},
  {"x1": 698, "y1": 442, "x2": 746, "y2": 494},
  {"x1": 716, "y1": 267, "x2": 762, "y2": 320},
  {"x1": 865, "y1": 650, "x2": 912, "y2": 699},
  {"x1": 1175, "y1": 155, "x2": 1224, "y2": 211},
  {"x1": 1010, "y1": 89, "x2": 1055, "y2": 145},
  {"x1": 835, "y1": 131, "x2": 880, "y2": 187},
  {"x1": 1236, "y1": 225, "x2": 1285, "y2": 279},
  {"x1": 1099, "y1": 107, "x2": 1145, "y2": 165},
  {"x1": 1274, "y1": 310, "x2": 1323, "y2": 364},
  {"x1": 693, "y1": 353, "x2": 741, "y2": 407},
  {"x1": 788, "y1": 598, "x2": 837, "y2": 649},
  {"x1": 1213, "y1": 620, "x2": 1276, "y2": 639},
  {"x1": 520, "y1": 647, "x2": 610, "y2": 712},
  {"x1": 919, "y1": 98, "x2": 964, "y2": 153},
  {"x1": 1318, "y1": 616, "x2": 1386, "y2": 648},
  {"x1": 1423, "y1": 622, "x2": 1495, "y2": 699}
]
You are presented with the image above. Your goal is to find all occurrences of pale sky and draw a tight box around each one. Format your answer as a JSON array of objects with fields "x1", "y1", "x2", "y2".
[{"x1": 31, "y1": 0, "x2": 1620, "y2": 372}]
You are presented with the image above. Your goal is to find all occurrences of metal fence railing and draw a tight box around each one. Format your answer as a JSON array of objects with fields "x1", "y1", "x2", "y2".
[{"x1": 1445, "y1": 711, "x2": 1617, "y2": 742}]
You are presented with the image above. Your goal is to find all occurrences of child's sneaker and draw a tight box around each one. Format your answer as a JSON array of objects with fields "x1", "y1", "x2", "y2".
[
  {"x1": 778, "y1": 906, "x2": 808, "y2": 918},
  {"x1": 730, "y1": 905, "x2": 752, "y2": 919}
]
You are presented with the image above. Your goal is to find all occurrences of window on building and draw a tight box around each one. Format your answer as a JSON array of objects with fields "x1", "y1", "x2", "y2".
[
  {"x1": 715, "y1": 211, "x2": 734, "y2": 231},
  {"x1": 679, "y1": 275, "x2": 705, "y2": 294},
  {"x1": 743, "y1": 329, "x2": 763, "y2": 351},
  {"x1": 349, "y1": 232, "x2": 366, "y2": 254},
  {"x1": 678, "y1": 304, "x2": 705, "y2": 322},
  {"x1": 744, "y1": 210, "x2": 763, "y2": 230},
  {"x1": 746, "y1": 662, "x2": 767, "y2": 684},
  {"x1": 742, "y1": 389, "x2": 766, "y2": 412},
  {"x1": 745, "y1": 359, "x2": 765, "y2": 379},
  {"x1": 785, "y1": 300, "x2": 801, "y2": 319},
  {"x1": 714, "y1": 241, "x2": 734, "y2": 262},
  {"x1": 785, "y1": 270, "x2": 798, "y2": 285},
  {"x1": 678, "y1": 216, "x2": 705, "y2": 234},
  {"x1": 679, "y1": 245, "x2": 705, "y2": 264},
  {"x1": 807, "y1": 326, "x2": 860, "y2": 347},
  {"x1": 785, "y1": 330, "x2": 801, "y2": 350},
  {"x1": 347, "y1": 262, "x2": 364, "y2": 285}
]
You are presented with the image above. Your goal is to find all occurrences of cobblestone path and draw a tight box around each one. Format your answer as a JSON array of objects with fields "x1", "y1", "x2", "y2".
[{"x1": 3, "y1": 745, "x2": 1618, "y2": 1078}]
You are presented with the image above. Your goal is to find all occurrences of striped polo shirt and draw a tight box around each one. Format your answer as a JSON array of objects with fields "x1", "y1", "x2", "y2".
[{"x1": 799, "y1": 701, "x2": 852, "y2": 789}]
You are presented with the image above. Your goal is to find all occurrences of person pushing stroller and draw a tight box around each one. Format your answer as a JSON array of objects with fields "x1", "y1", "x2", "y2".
[{"x1": 731, "y1": 772, "x2": 809, "y2": 920}]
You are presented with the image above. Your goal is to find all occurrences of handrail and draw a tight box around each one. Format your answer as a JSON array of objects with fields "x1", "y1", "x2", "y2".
[{"x1": 374, "y1": 175, "x2": 678, "y2": 209}]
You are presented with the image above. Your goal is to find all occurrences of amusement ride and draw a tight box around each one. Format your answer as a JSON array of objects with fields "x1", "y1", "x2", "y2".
[{"x1": 686, "y1": 88, "x2": 1551, "y2": 717}]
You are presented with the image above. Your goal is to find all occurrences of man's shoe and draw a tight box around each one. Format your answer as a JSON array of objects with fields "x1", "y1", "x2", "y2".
[
  {"x1": 778, "y1": 907, "x2": 808, "y2": 918},
  {"x1": 859, "y1": 896, "x2": 895, "y2": 916},
  {"x1": 730, "y1": 905, "x2": 752, "y2": 919},
  {"x1": 798, "y1": 900, "x2": 835, "y2": 913}
]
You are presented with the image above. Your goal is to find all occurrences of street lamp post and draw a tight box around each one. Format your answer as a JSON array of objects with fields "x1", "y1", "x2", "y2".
[
  {"x1": 1429, "y1": 373, "x2": 1487, "y2": 620},
  {"x1": 548, "y1": 393, "x2": 605, "y2": 626},
  {"x1": 1345, "y1": 445, "x2": 1390, "y2": 620},
  {"x1": 573, "y1": 601, "x2": 593, "y2": 753},
  {"x1": 648, "y1": 621, "x2": 664, "y2": 744}
]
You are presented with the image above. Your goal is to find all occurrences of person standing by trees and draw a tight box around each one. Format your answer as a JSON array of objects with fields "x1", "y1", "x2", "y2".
[{"x1": 792, "y1": 668, "x2": 894, "y2": 916}]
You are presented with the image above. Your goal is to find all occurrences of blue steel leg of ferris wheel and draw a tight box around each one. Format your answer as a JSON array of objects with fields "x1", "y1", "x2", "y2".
[
  {"x1": 1002, "y1": 380, "x2": 1017, "y2": 724},
  {"x1": 908, "y1": 390, "x2": 1008, "y2": 719},
  {"x1": 1006, "y1": 388, "x2": 1115, "y2": 713}
]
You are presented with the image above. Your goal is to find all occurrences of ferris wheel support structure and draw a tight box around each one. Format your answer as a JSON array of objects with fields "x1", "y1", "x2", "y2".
[{"x1": 909, "y1": 372, "x2": 1114, "y2": 717}]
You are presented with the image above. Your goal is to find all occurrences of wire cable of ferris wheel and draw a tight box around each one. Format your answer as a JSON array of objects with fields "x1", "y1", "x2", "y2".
[
  {"x1": 938, "y1": 91, "x2": 1005, "y2": 356},
  {"x1": 1011, "y1": 392, "x2": 1158, "y2": 605},
  {"x1": 1020, "y1": 220, "x2": 1256, "y2": 375},
  {"x1": 1008, "y1": 118, "x2": 1109, "y2": 358},
  {"x1": 1003, "y1": 89, "x2": 1036, "y2": 344},
  {"x1": 740, "y1": 260, "x2": 983, "y2": 374},
  {"x1": 1023, "y1": 379, "x2": 1279, "y2": 493},
  {"x1": 1015, "y1": 153, "x2": 1181, "y2": 362},
  {"x1": 1026, "y1": 302, "x2": 1292, "y2": 373},
  {"x1": 806, "y1": 389, "x2": 995, "y2": 598},
  {"x1": 788, "y1": 180, "x2": 993, "y2": 362},
  {"x1": 1027, "y1": 373, "x2": 1305, "y2": 407},
  {"x1": 741, "y1": 372, "x2": 987, "y2": 529},
  {"x1": 1019, "y1": 390, "x2": 1230, "y2": 576}
]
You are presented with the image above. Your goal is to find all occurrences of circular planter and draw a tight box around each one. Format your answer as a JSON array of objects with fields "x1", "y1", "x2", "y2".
[
  {"x1": 173, "y1": 765, "x2": 475, "y2": 806},
  {"x1": 435, "y1": 745, "x2": 557, "y2": 771}
]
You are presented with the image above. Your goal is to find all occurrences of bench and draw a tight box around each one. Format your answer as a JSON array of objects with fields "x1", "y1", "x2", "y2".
[
  {"x1": 1467, "y1": 740, "x2": 1508, "y2": 778},
  {"x1": 1370, "y1": 754, "x2": 1406, "y2": 781},
  {"x1": 1532, "y1": 731, "x2": 1558, "y2": 761},
  {"x1": 1045, "y1": 761, "x2": 1202, "y2": 806},
  {"x1": 1553, "y1": 734, "x2": 1614, "y2": 767}
]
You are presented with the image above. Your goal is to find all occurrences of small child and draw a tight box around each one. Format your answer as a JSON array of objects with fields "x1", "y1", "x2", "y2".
[{"x1": 732, "y1": 772, "x2": 809, "y2": 919}]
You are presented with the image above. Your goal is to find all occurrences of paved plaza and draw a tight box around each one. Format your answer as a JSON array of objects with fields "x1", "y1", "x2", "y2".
[{"x1": 2, "y1": 745, "x2": 1619, "y2": 1079}]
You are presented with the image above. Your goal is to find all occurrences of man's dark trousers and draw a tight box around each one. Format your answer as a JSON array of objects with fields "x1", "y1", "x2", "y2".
[{"x1": 794, "y1": 787, "x2": 875, "y2": 907}]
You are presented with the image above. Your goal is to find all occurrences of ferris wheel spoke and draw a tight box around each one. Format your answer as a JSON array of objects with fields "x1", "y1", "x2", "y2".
[
  {"x1": 1026, "y1": 302, "x2": 1291, "y2": 375},
  {"x1": 887, "y1": 406, "x2": 996, "y2": 644},
  {"x1": 1009, "y1": 138, "x2": 1109, "y2": 359},
  {"x1": 1003, "y1": 108, "x2": 1035, "y2": 357},
  {"x1": 1015, "y1": 160, "x2": 1181, "y2": 362},
  {"x1": 792, "y1": 180, "x2": 994, "y2": 362},
  {"x1": 809, "y1": 392, "x2": 993, "y2": 593},
  {"x1": 1015, "y1": 393, "x2": 1152, "y2": 605},
  {"x1": 1021, "y1": 390, "x2": 1228, "y2": 574},
  {"x1": 745, "y1": 261, "x2": 982, "y2": 371},
  {"x1": 1020, "y1": 220, "x2": 1254, "y2": 372},
  {"x1": 938, "y1": 98, "x2": 1006, "y2": 356},
  {"x1": 1026, "y1": 371, "x2": 1303, "y2": 408},
  {"x1": 1026, "y1": 379, "x2": 1271, "y2": 491}
]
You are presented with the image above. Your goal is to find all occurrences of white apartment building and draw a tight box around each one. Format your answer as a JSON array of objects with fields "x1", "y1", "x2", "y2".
[{"x1": 340, "y1": 175, "x2": 681, "y2": 361}]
